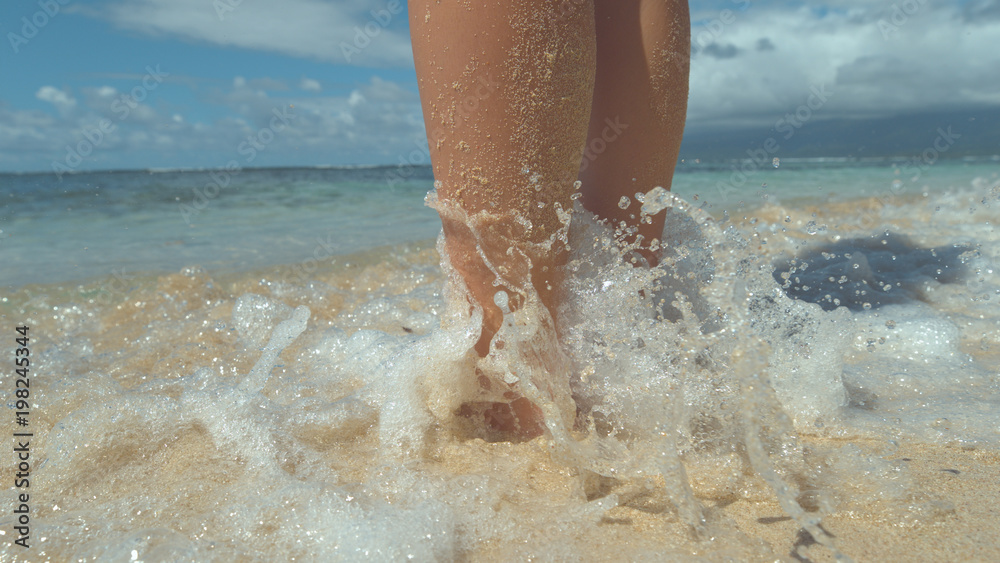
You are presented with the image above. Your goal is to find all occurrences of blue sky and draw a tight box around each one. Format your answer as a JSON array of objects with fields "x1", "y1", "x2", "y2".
[{"x1": 2, "y1": 0, "x2": 999, "y2": 173}]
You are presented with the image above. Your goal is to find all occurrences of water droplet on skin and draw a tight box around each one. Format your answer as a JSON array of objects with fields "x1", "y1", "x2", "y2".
[
  {"x1": 618, "y1": 196, "x2": 631, "y2": 210},
  {"x1": 640, "y1": 186, "x2": 672, "y2": 215}
]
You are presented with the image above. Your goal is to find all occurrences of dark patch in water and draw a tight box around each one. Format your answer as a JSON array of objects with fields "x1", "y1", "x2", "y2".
[
  {"x1": 790, "y1": 523, "x2": 835, "y2": 563},
  {"x1": 773, "y1": 233, "x2": 968, "y2": 311},
  {"x1": 844, "y1": 383, "x2": 878, "y2": 410},
  {"x1": 758, "y1": 516, "x2": 793, "y2": 525}
]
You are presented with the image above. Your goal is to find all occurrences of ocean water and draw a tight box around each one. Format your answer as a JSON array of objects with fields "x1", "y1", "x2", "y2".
[
  {"x1": 0, "y1": 167, "x2": 441, "y2": 288},
  {"x1": 1, "y1": 160, "x2": 999, "y2": 560}
]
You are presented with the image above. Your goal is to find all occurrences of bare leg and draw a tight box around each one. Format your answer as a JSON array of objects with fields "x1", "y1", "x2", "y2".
[
  {"x1": 579, "y1": 0, "x2": 690, "y2": 265},
  {"x1": 409, "y1": 1, "x2": 596, "y2": 436},
  {"x1": 409, "y1": 1, "x2": 595, "y2": 354}
]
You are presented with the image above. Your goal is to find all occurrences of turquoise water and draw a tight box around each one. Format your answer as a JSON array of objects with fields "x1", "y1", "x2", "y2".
[
  {"x1": 672, "y1": 157, "x2": 1000, "y2": 210},
  {"x1": 2, "y1": 159, "x2": 996, "y2": 288},
  {"x1": 1, "y1": 167, "x2": 438, "y2": 287}
]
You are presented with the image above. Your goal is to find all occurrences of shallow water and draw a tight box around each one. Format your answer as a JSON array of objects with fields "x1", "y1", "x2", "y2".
[{"x1": 1, "y1": 164, "x2": 999, "y2": 560}]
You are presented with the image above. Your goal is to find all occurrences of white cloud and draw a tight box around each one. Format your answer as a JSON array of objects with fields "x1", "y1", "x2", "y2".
[
  {"x1": 6, "y1": 1, "x2": 1000, "y2": 172},
  {"x1": 1, "y1": 73, "x2": 427, "y2": 171},
  {"x1": 36, "y1": 86, "x2": 78, "y2": 116},
  {"x1": 83, "y1": 0, "x2": 1000, "y2": 129},
  {"x1": 300, "y1": 77, "x2": 322, "y2": 92},
  {"x1": 0, "y1": 104, "x2": 58, "y2": 153},
  {"x1": 686, "y1": 1, "x2": 1000, "y2": 127},
  {"x1": 98, "y1": 0, "x2": 413, "y2": 67}
]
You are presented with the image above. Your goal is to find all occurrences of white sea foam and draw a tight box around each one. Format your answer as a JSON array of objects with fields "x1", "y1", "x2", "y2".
[{"x1": 2, "y1": 177, "x2": 999, "y2": 560}]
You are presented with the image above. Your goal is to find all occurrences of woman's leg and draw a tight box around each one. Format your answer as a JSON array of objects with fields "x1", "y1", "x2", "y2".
[
  {"x1": 579, "y1": 0, "x2": 690, "y2": 265},
  {"x1": 409, "y1": 1, "x2": 596, "y2": 436},
  {"x1": 409, "y1": 1, "x2": 596, "y2": 356}
]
